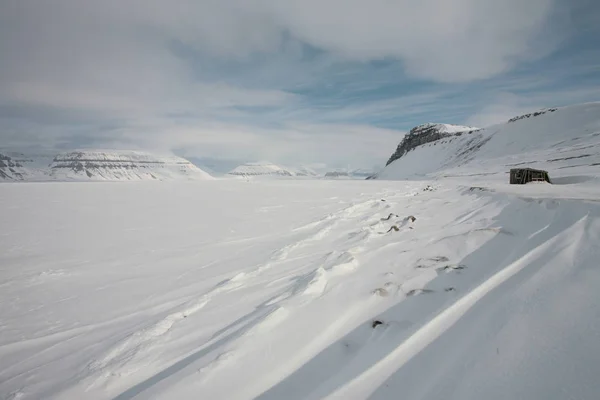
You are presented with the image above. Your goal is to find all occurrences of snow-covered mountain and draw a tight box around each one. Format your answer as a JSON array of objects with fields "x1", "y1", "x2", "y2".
[
  {"x1": 376, "y1": 103, "x2": 600, "y2": 181},
  {"x1": 0, "y1": 150, "x2": 57, "y2": 181},
  {"x1": 350, "y1": 168, "x2": 380, "y2": 178},
  {"x1": 0, "y1": 153, "x2": 29, "y2": 180},
  {"x1": 324, "y1": 170, "x2": 350, "y2": 178},
  {"x1": 47, "y1": 151, "x2": 213, "y2": 181},
  {"x1": 227, "y1": 161, "x2": 295, "y2": 177},
  {"x1": 291, "y1": 166, "x2": 319, "y2": 177},
  {"x1": 385, "y1": 123, "x2": 478, "y2": 167},
  {"x1": 1, "y1": 150, "x2": 214, "y2": 182},
  {"x1": 323, "y1": 168, "x2": 379, "y2": 179}
]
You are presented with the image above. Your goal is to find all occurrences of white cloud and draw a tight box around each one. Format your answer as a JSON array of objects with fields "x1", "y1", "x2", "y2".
[
  {"x1": 0, "y1": 0, "x2": 562, "y2": 104},
  {"x1": 466, "y1": 86, "x2": 600, "y2": 128},
  {"x1": 74, "y1": 119, "x2": 403, "y2": 169},
  {"x1": 0, "y1": 0, "x2": 586, "y2": 168},
  {"x1": 267, "y1": 0, "x2": 559, "y2": 82}
]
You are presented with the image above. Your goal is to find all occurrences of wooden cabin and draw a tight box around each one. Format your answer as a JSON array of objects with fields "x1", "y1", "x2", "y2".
[{"x1": 509, "y1": 168, "x2": 551, "y2": 184}]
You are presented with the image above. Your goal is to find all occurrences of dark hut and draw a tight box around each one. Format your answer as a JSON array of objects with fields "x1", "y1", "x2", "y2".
[{"x1": 509, "y1": 168, "x2": 551, "y2": 184}]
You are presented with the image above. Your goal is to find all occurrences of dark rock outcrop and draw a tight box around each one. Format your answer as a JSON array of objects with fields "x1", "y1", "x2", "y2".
[
  {"x1": 385, "y1": 123, "x2": 478, "y2": 166},
  {"x1": 508, "y1": 108, "x2": 557, "y2": 123}
]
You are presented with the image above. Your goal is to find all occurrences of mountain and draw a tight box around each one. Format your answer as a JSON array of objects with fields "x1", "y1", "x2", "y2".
[
  {"x1": 323, "y1": 168, "x2": 379, "y2": 179},
  {"x1": 0, "y1": 152, "x2": 29, "y2": 180},
  {"x1": 227, "y1": 161, "x2": 295, "y2": 177},
  {"x1": 385, "y1": 123, "x2": 478, "y2": 167},
  {"x1": 0, "y1": 150, "x2": 57, "y2": 181},
  {"x1": 324, "y1": 170, "x2": 350, "y2": 178},
  {"x1": 291, "y1": 166, "x2": 319, "y2": 177},
  {"x1": 375, "y1": 103, "x2": 600, "y2": 181},
  {"x1": 47, "y1": 151, "x2": 213, "y2": 181},
  {"x1": 350, "y1": 168, "x2": 380, "y2": 178},
  {"x1": 186, "y1": 156, "x2": 246, "y2": 176}
]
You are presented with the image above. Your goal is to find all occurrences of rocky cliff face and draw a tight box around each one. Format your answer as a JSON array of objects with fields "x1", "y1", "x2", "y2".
[
  {"x1": 48, "y1": 151, "x2": 213, "y2": 181},
  {"x1": 385, "y1": 123, "x2": 479, "y2": 166}
]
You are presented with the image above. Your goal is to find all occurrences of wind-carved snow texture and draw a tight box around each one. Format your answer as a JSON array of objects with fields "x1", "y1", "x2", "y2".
[{"x1": 2, "y1": 102, "x2": 600, "y2": 400}]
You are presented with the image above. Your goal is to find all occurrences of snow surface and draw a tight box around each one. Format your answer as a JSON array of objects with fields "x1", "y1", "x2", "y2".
[{"x1": 2, "y1": 102, "x2": 600, "y2": 400}]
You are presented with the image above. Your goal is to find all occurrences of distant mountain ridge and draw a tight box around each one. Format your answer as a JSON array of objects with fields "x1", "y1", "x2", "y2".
[
  {"x1": 0, "y1": 150, "x2": 213, "y2": 181},
  {"x1": 227, "y1": 161, "x2": 296, "y2": 177}
]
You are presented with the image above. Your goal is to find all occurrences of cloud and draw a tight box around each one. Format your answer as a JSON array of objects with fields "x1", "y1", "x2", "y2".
[
  {"x1": 0, "y1": 0, "x2": 596, "y2": 169},
  {"x1": 1, "y1": 0, "x2": 562, "y2": 89},
  {"x1": 91, "y1": 119, "x2": 403, "y2": 169},
  {"x1": 268, "y1": 0, "x2": 560, "y2": 82},
  {"x1": 466, "y1": 85, "x2": 600, "y2": 127}
]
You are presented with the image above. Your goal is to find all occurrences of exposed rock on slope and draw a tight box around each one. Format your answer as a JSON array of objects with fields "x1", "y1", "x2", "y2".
[
  {"x1": 48, "y1": 151, "x2": 213, "y2": 181},
  {"x1": 385, "y1": 123, "x2": 479, "y2": 166},
  {"x1": 0, "y1": 153, "x2": 28, "y2": 180}
]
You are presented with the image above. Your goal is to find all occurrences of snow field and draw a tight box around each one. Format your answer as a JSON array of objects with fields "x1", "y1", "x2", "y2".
[{"x1": 3, "y1": 177, "x2": 599, "y2": 399}]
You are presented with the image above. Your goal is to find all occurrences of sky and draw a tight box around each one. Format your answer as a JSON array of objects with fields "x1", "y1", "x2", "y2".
[{"x1": 1, "y1": 0, "x2": 599, "y2": 172}]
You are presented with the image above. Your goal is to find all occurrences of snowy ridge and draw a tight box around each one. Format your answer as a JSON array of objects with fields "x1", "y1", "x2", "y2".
[
  {"x1": 227, "y1": 161, "x2": 295, "y2": 177},
  {"x1": 378, "y1": 102, "x2": 600, "y2": 180},
  {"x1": 48, "y1": 150, "x2": 213, "y2": 181},
  {"x1": 417, "y1": 122, "x2": 477, "y2": 134}
]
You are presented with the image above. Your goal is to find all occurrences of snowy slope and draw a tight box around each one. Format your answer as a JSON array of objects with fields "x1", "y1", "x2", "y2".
[
  {"x1": 48, "y1": 151, "x2": 213, "y2": 181},
  {"x1": 377, "y1": 102, "x2": 600, "y2": 181},
  {"x1": 227, "y1": 161, "x2": 295, "y2": 177}
]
